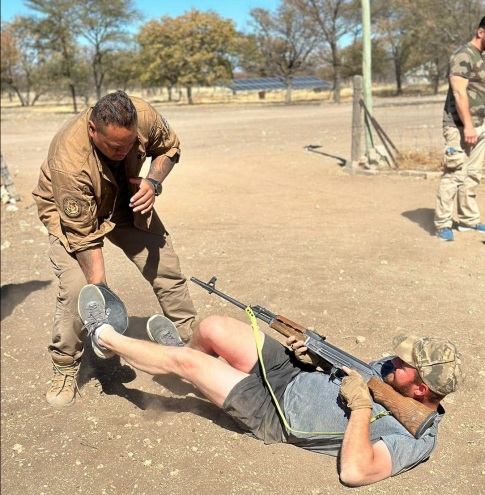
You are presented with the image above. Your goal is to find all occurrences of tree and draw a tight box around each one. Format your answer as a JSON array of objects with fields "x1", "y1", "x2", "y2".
[
  {"x1": 249, "y1": 3, "x2": 319, "y2": 103},
  {"x1": 137, "y1": 17, "x2": 183, "y2": 101},
  {"x1": 288, "y1": 0, "x2": 357, "y2": 103},
  {"x1": 1, "y1": 17, "x2": 58, "y2": 106},
  {"x1": 24, "y1": 0, "x2": 82, "y2": 112},
  {"x1": 230, "y1": 33, "x2": 266, "y2": 78},
  {"x1": 373, "y1": 0, "x2": 417, "y2": 96},
  {"x1": 1, "y1": 22, "x2": 23, "y2": 103},
  {"x1": 138, "y1": 9, "x2": 237, "y2": 104},
  {"x1": 339, "y1": 37, "x2": 389, "y2": 80},
  {"x1": 404, "y1": 0, "x2": 484, "y2": 94},
  {"x1": 103, "y1": 47, "x2": 142, "y2": 92},
  {"x1": 78, "y1": 0, "x2": 141, "y2": 100}
]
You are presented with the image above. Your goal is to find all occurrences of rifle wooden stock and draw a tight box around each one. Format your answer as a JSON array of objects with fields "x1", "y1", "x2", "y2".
[
  {"x1": 271, "y1": 317, "x2": 308, "y2": 338},
  {"x1": 367, "y1": 377, "x2": 437, "y2": 438}
]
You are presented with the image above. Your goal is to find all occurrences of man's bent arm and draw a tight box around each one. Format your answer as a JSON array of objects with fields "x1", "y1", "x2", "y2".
[
  {"x1": 339, "y1": 409, "x2": 393, "y2": 486},
  {"x1": 450, "y1": 76, "x2": 477, "y2": 145},
  {"x1": 75, "y1": 247, "x2": 107, "y2": 284},
  {"x1": 147, "y1": 155, "x2": 176, "y2": 183}
]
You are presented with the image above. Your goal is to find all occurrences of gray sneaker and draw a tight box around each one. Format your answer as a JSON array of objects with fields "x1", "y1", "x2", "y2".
[
  {"x1": 78, "y1": 285, "x2": 114, "y2": 359},
  {"x1": 147, "y1": 315, "x2": 184, "y2": 347}
]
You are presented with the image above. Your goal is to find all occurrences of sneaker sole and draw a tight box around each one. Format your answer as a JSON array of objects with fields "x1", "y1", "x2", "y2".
[
  {"x1": 457, "y1": 226, "x2": 485, "y2": 233},
  {"x1": 146, "y1": 315, "x2": 182, "y2": 346},
  {"x1": 78, "y1": 284, "x2": 106, "y2": 323},
  {"x1": 78, "y1": 285, "x2": 114, "y2": 359}
]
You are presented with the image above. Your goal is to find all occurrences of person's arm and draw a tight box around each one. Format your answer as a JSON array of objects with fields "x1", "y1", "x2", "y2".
[
  {"x1": 75, "y1": 247, "x2": 107, "y2": 284},
  {"x1": 339, "y1": 410, "x2": 393, "y2": 486},
  {"x1": 450, "y1": 75, "x2": 477, "y2": 145},
  {"x1": 128, "y1": 155, "x2": 176, "y2": 214},
  {"x1": 338, "y1": 367, "x2": 393, "y2": 486}
]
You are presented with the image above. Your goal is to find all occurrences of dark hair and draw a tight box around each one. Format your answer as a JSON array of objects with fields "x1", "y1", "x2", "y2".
[
  {"x1": 91, "y1": 91, "x2": 138, "y2": 130},
  {"x1": 480, "y1": 16, "x2": 485, "y2": 30}
]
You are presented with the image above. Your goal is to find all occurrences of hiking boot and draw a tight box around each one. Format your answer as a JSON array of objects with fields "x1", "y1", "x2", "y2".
[
  {"x1": 78, "y1": 284, "x2": 114, "y2": 359},
  {"x1": 436, "y1": 227, "x2": 454, "y2": 242},
  {"x1": 46, "y1": 356, "x2": 81, "y2": 407},
  {"x1": 458, "y1": 223, "x2": 485, "y2": 233},
  {"x1": 147, "y1": 315, "x2": 184, "y2": 347}
]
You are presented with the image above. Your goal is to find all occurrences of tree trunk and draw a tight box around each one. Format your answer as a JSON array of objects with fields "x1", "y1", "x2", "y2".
[
  {"x1": 432, "y1": 59, "x2": 440, "y2": 95},
  {"x1": 70, "y1": 84, "x2": 78, "y2": 113},
  {"x1": 334, "y1": 65, "x2": 341, "y2": 104},
  {"x1": 285, "y1": 76, "x2": 293, "y2": 104},
  {"x1": 168, "y1": 86, "x2": 172, "y2": 102},
  {"x1": 8, "y1": 83, "x2": 26, "y2": 106},
  {"x1": 395, "y1": 60, "x2": 402, "y2": 96},
  {"x1": 187, "y1": 86, "x2": 193, "y2": 105},
  {"x1": 331, "y1": 43, "x2": 341, "y2": 104}
]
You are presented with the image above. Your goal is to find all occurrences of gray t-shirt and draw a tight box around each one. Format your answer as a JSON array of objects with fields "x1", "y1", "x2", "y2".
[{"x1": 283, "y1": 358, "x2": 444, "y2": 476}]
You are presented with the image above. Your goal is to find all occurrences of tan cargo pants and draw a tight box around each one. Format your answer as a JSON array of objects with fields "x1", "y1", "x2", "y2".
[
  {"x1": 435, "y1": 124, "x2": 485, "y2": 229},
  {"x1": 48, "y1": 209, "x2": 197, "y2": 364}
]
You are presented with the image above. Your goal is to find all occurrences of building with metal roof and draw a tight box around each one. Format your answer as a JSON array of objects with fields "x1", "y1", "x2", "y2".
[{"x1": 229, "y1": 76, "x2": 331, "y2": 93}]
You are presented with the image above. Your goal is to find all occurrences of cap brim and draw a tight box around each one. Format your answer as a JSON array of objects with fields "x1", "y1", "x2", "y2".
[{"x1": 393, "y1": 335, "x2": 418, "y2": 367}]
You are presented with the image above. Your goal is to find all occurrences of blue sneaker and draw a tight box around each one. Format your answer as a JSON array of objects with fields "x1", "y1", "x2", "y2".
[
  {"x1": 457, "y1": 223, "x2": 485, "y2": 233},
  {"x1": 436, "y1": 227, "x2": 454, "y2": 242}
]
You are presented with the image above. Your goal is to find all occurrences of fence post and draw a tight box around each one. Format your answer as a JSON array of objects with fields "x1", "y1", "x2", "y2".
[{"x1": 350, "y1": 75, "x2": 363, "y2": 169}]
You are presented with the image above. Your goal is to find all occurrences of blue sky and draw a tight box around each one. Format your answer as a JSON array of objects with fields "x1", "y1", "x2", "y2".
[{"x1": 0, "y1": 0, "x2": 280, "y2": 32}]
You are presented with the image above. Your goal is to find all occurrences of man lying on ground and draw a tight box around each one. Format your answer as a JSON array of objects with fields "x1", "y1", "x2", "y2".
[{"x1": 78, "y1": 284, "x2": 464, "y2": 487}]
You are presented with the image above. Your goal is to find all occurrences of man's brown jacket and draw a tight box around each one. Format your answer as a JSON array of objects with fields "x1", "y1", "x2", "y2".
[{"x1": 32, "y1": 97, "x2": 180, "y2": 253}]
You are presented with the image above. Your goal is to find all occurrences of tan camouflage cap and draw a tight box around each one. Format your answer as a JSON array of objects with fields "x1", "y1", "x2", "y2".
[{"x1": 392, "y1": 335, "x2": 464, "y2": 396}]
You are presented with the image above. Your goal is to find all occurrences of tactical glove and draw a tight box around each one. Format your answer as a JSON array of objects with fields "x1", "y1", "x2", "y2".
[
  {"x1": 339, "y1": 369, "x2": 373, "y2": 410},
  {"x1": 287, "y1": 337, "x2": 327, "y2": 371}
]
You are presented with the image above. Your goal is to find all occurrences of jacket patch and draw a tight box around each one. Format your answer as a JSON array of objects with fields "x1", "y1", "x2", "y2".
[
  {"x1": 63, "y1": 197, "x2": 82, "y2": 218},
  {"x1": 160, "y1": 114, "x2": 170, "y2": 133}
]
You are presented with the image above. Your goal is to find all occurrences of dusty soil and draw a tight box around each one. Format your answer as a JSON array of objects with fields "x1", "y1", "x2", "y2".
[{"x1": 1, "y1": 98, "x2": 484, "y2": 495}]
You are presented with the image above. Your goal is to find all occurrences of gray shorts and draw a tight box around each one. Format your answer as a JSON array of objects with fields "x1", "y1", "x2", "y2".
[{"x1": 221, "y1": 335, "x2": 304, "y2": 444}]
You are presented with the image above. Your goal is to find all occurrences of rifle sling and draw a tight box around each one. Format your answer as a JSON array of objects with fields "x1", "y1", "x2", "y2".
[{"x1": 245, "y1": 307, "x2": 391, "y2": 437}]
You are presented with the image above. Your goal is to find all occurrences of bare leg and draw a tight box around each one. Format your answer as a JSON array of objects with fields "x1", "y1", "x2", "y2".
[
  {"x1": 188, "y1": 315, "x2": 264, "y2": 373},
  {"x1": 98, "y1": 327, "x2": 249, "y2": 407}
]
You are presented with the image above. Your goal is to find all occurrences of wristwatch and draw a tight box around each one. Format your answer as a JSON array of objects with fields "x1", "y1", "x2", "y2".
[{"x1": 145, "y1": 177, "x2": 162, "y2": 196}]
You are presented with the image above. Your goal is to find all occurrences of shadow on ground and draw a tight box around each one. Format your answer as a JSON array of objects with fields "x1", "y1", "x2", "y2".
[
  {"x1": 304, "y1": 145, "x2": 347, "y2": 167},
  {"x1": 1, "y1": 280, "x2": 52, "y2": 320},
  {"x1": 402, "y1": 208, "x2": 435, "y2": 235}
]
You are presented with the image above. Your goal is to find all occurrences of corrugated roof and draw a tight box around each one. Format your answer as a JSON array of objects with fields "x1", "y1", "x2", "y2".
[{"x1": 229, "y1": 76, "x2": 331, "y2": 92}]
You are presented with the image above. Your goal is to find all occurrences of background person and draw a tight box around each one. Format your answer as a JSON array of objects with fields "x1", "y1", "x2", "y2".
[{"x1": 435, "y1": 16, "x2": 485, "y2": 241}]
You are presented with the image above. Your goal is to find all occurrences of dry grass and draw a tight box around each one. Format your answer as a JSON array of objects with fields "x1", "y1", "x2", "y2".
[{"x1": 395, "y1": 148, "x2": 443, "y2": 171}]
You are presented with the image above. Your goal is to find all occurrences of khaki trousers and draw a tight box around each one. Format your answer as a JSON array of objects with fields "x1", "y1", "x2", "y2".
[
  {"x1": 48, "y1": 209, "x2": 197, "y2": 363},
  {"x1": 435, "y1": 124, "x2": 485, "y2": 229}
]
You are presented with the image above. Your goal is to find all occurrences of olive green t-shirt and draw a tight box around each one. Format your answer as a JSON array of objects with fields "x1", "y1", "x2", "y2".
[{"x1": 443, "y1": 42, "x2": 485, "y2": 128}]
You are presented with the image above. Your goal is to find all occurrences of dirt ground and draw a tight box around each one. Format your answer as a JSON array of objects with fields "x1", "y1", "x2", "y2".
[{"x1": 1, "y1": 98, "x2": 484, "y2": 495}]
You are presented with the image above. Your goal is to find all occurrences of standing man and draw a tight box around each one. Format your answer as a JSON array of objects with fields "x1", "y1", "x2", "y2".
[
  {"x1": 33, "y1": 91, "x2": 197, "y2": 407},
  {"x1": 435, "y1": 17, "x2": 485, "y2": 241}
]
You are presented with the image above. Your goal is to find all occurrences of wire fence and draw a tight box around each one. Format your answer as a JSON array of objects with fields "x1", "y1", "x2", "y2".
[{"x1": 371, "y1": 97, "x2": 445, "y2": 152}]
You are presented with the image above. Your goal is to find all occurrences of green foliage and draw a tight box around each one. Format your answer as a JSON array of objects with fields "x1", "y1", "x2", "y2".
[
  {"x1": 1, "y1": 17, "x2": 59, "y2": 105},
  {"x1": 137, "y1": 9, "x2": 237, "y2": 103},
  {"x1": 77, "y1": 0, "x2": 141, "y2": 99},
  {"x1": 340, "y1": 38, "x2": 389, "y2": 79}
]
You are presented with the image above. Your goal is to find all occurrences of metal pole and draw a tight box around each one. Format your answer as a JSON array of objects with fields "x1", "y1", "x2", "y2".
[{"x1": 362, "y1": 0, "x2": 374, "y2": 152}]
